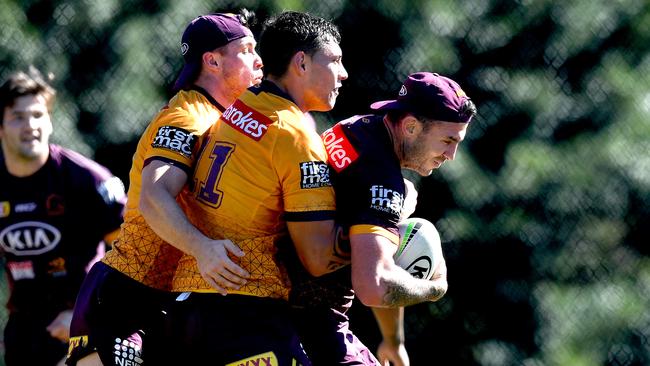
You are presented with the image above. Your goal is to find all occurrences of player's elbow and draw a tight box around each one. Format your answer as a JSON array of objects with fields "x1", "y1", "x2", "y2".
[
  {"x1": 429, "y1": 278, "x2": 448, "y2": 302},
  {"x1": 352, "y1": 275, "x2": 386, "y2": 307},
  {"x1": 355, "y1": 286, "x2": 386, "y2": 307},
  {"x1": 301, "y1": 256, "x2": 330, "y2": 277}
]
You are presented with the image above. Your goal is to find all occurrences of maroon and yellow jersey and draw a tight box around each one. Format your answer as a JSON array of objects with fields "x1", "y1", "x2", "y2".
[
  {"x1": 172, "y1": 80, "x2": 335, "y2": 299},
  {"x1": 102, "y1": 88, "x2": 224, "y2": 290},
  {"x1": 288, "y1": 115, "x2": 405, "y2": 313}
]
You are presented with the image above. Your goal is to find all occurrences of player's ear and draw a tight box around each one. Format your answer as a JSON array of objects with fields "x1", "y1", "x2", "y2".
[
  {"x1": 291, "y1": 51, "x2": 307, "y2": 74},
  {"x1": 402, "y1": 115, "x2": 422, "y2": 138},
  {"x1": 203, "y1": 51, "x2": 221, "y2": 70}
]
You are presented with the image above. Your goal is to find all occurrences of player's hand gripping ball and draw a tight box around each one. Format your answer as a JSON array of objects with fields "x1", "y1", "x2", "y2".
[{"x1": 394, "y1": 218, "x2": 443, "y2": 280}]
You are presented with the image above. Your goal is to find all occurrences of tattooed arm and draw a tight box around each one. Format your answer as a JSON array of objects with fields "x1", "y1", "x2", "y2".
[
  {"x1": 287, "y1": 220, "x2": 351, "y2": 276},
  {"x1": 351, "y1": 232, "x2": 447, "y2": 307}
]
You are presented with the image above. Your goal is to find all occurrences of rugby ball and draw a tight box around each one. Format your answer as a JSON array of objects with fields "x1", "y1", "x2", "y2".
[{"x1": 394, "y1": 218, "x2": 442, "y2": 280}]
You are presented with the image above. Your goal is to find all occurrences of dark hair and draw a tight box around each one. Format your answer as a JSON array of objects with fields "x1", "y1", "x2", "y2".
[
  {"x1": 386, "y1": 98, "x2": 478, "y2": 127},
  {"x1": 259, "y1": 11, "x2": 341, "y2": 77},
  {"x1": 458, "y1": 98, "x2": 477, "y2": 122},
  {"x1": 236, "y1": 8, "x2": 256, "y2": 28},
  {"x1": 0, "y1": 66, "x2": 56, "y2": 125}
]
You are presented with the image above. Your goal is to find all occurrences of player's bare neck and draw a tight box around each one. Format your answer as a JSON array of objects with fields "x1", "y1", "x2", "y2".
[
  {"x1": 383, "y1": 115, "x2": 403, "y2": 161},
  {"x1": 194, "y1": 76, "x2": 232, "y2": 109},
  {"x1": 4, "y1": 154, "x2": 47, "y2": 177},
  {"x1": 266, "y1": 75, "x2": 308, "y2": 112}
]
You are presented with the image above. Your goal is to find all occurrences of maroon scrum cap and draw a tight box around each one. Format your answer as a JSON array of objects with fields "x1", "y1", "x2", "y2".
[
  {"x1": 173, "y1": 13, "x2": 253, "y2": 91},
  {"x1": 370, "y1": 72, "x2": 473, "y2": 123}
]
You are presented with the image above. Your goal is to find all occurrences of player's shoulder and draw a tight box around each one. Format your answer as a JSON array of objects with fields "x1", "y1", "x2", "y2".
[
  {"x1": 49, "y1": 144, "x2": 113, "y2": 182},
  {"x1": 145, "y1": 89, "x2": 221, "y2": 141},
  {"x1": 322, "y1": 114, "x2": 389, "y2": 172},
  {"x1": 161, "y1": 90, "x2": 209, "y2": 120},
  {"x1": 218, "y1": 84, "x2": 303, "y2": 143},
  {"x1": 51, "y1": 145, "x2": 126, "y2": 203},
  {"x1": 241, "y1": 81, "x2": 302, "y2": 127},
  {"x1": 337, "y1": 114, "x2": 383, "y2": 137},
  {"x1": 169, "y1": 89, "x2": 210, "y2": 108}
]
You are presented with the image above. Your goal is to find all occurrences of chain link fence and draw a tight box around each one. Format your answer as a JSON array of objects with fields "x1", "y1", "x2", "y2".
[{"x1": 1, "y1": 0, "x2": 649, "y2": 365}]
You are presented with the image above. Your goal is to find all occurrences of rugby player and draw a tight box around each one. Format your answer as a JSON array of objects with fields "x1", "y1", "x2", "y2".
[
  {"x1": 0, "y1": 67, "x2": 126, "y2": 366},
  {"x1": 289, "y1": 72, "x2": 477, "y2": 365},
  {"x1": 166, "y1": 11, "x2": 349, "y2": 365},
  {"x1": 65, "y1": 12, "x2": 263, "y2": 366}
]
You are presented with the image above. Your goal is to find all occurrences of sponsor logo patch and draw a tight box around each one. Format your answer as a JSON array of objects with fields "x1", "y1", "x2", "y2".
[
  {"x1": 322, "y1": 124, "x2": 358, "y2": 172},
  {"x1": 0, "y1": 202, "x2": 9, "y2": 218},
  {"x1": 299, "y1": 161, "x2": 330, "y2": 189},
  {"x1": 46, "y1": 194, "x2": 65, "y2": 216},
  {"x1": 0, "y1": 221, "x2": 61, "y2": 255},
  {"x1": 221, "y1": 100, "x2": 272, "y2": 141},
  {"x1": 113, "y1": 335, "x2": 143, "y2": 366},
  {"x1": 47, "y1": 257, "x2": 67, "y2": 277},
  {"x1": 405, "y1": 256, "x2": 433, "y2": 279},
  {"x1": 7, "y1": 261, "x2": 35, "y2": 280},
  {"x1": 369, "y1": 185, "x2": 404, "y2": 215},
  {"x1": 226, "y1": 351, "x2": 279, "y2": 366},
  {"x1": 151, "y1": 125, "x2": 197, "y2": 158},
  {"x1": 15, "y1": 202, "x2": 37, "y2": 213},
  {"x1": 67, "y1": 335, "x2": 89, "y2": 358}
]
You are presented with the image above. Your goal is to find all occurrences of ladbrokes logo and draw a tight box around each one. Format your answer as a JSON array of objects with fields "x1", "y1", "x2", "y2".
[
  {"x1": 322, "y1": 123, "x2": 358, "y2": 172},
  {"x1": 369, "y1": 185, "x2": 404, "y2": 215},
  {"x1": 299, "y1": 161, "x2": 330, "y2": 189},
  {"x1": 221, "y1": 100, "x2": 272, "y2": 141},
  {"x1": 152, "y1": 126, "x2": 197, "y2": 158}
]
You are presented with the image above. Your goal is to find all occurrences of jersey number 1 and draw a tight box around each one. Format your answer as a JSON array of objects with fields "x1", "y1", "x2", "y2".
[{"x1": 197, "y1": 142, "x2": 235, "y2": 208}]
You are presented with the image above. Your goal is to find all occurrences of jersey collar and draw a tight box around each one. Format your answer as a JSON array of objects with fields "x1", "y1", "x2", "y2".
[
  {"x1": 255, "y1": 80, "x2": 296, "y2": 105},
  {"x1": 190, "y1": 85, "x2": 226, "y2": 112}
]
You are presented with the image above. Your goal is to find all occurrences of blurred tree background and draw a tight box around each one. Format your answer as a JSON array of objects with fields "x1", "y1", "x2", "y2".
[{"x1": 1, "y1": 0, "x2": 649, "y2": 365}]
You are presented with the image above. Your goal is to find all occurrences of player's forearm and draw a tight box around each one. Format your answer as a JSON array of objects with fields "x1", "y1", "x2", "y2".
[
  {"x1": 287, "y1": 220, "x2": 350, "y2": 276},
  {"x1": 380, "y1": 272, "x2": 447, "y2": 307},
  {"x1": 302, "y1": 235, "x2": 349, "y2": 276},
  {"x1": 354, "y1": 260, "x2": 447, "y2": 307},
  {"x1": 372, "y1": 306, "x2": 404, "y2": 344},
  {"x1": 139, "y1": 187, "x2": 208, "y2": 257},
  {"x1": 139, "y1": 162, "x2": 213, "y2": 257},
  {"x1": 353, "y1": 233, "x2": 446, "y2": 307}
]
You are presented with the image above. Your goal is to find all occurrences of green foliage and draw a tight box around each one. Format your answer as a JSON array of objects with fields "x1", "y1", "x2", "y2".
[{"x1": 1, "y1": 0, "x2": 649, "y2": 365}]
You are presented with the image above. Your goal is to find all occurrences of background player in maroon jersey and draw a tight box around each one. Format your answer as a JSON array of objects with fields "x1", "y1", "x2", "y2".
[
  {"x1": 66, "y1": 12, "x2": 263, "y2": 366},
  {"x1": 0, "y1": 67, "x2": 126, "y2": 366}
]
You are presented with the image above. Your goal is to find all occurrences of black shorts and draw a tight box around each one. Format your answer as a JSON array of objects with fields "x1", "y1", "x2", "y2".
[
  {"x1": 4, "y1": 311, "x2": 68, "y2": 366},
  {"x1": 292, "y1": 307, "x2": 380, "y2": 366},
  {"x1": 66, "y1": 262, "x2": 175, "y2": 365},
  {"x1": 171, "y1": 292, "x2": 311, "y2": 365}
]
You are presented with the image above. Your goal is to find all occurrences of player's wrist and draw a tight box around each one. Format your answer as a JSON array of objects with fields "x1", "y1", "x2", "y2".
[{"x1": 382, "y1": 335, "x2": 405, "y2": 347}]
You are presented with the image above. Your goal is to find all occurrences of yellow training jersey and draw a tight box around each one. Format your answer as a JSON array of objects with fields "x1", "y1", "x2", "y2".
[
  {"x1": 102, "y1": 88, "x2": 224, "y2": 290},
  {"x1": 172, "y1": 81, "x2": 336, "y2": 299}
]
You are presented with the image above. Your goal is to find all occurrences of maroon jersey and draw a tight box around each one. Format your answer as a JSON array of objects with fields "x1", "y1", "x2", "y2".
[
  {"x1": 0, "y1": 144, "x2": 125, "y2": 314},
  {"x1": 285, "y1": 115, "x2": 404, "y2": 366},
  {"x1": 287, "y1": 115, "x2": 405, "y2": 313}
]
